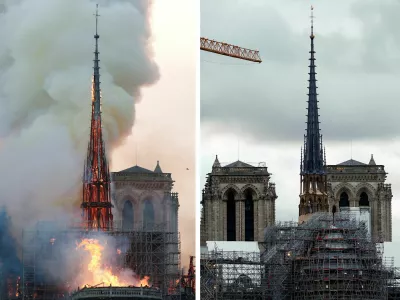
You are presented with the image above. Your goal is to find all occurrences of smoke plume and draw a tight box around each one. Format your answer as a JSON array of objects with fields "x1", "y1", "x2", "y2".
[{"x1": 0, "y1": 0, "x2": 159, "y2": 239}]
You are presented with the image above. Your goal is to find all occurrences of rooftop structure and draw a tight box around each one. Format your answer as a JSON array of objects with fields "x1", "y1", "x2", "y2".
[{"x1": 70, "y1": 286, "x2": 162, "y2": 300}]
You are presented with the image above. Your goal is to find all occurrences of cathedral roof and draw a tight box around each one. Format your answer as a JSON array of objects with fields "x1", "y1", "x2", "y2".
[
  {"x1": 337, "y1": 159, "x2": 366, "y2": 166},
  {"x1": 118, "y1": 165, "x2": 154, "y2": 173},
  {"x1": 224, "y1": 160, "x2": 255, "y2": 168}
]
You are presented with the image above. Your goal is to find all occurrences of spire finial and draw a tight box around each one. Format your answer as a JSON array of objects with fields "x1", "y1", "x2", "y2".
[
  {"x1": 369, "y1": 154, "x2": 376, "y2": 165},
  {"x1": 93, "y1": 4, "x2": 101, "y2": 118},
  {"x1": 213, "y1": 155, "x2": 221, "y2": 168},
  {"x1": 310, "y1": 5, "x2": 315, "y2": 38},
  {"x1": 154, "y1": 160, "x2": 163, "y2": 173},
  {"x1": 95, "y1": 4, "x2": 100, "y2": 36}
]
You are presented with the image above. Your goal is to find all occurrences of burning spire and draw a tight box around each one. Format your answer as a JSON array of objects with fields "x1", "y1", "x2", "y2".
[{"x1": 81, "y1": 4, "x2": 113, "y2": 231}]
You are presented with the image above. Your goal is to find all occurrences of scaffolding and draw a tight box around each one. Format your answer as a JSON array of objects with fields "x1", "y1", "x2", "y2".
[
  {"x1": 200, "y1": 246, "x2": 265, "y2": 299},
  {"x1": 22, "y1": 221, "x2": 180, "y2": 300},
  {"x1": 200, "y1": 212, "x2": 400, "y2": 299}
]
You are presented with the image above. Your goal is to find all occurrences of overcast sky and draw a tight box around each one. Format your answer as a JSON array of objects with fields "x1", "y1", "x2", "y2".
[{"x1": 201, "y1": 0, "x2": 400, "y2": 266}]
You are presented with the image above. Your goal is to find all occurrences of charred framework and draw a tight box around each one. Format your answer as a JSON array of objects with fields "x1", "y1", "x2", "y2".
[{"x1": 81, "y1": 4, "x2": 113, "y2": 231}]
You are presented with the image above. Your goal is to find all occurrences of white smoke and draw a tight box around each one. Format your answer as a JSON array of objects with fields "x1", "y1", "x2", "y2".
[{"x1": 0, "y1": 0, "x2": 159, "y2": 238}]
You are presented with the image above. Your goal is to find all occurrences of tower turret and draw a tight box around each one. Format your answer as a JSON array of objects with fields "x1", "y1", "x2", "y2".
[
  {"x1": 299, "y1": 6, "x2": 328, "y2": 220},
  {"x1": 81, "y1": 4, "x2": 113, "y2": 231}
]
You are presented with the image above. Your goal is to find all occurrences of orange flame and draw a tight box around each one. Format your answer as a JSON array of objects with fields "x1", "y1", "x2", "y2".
[
  {"x1": 140, "y1": 276, "x2": 150, "y2": 287},
  {"x1": 76, "y1": 238, "x2": 150, "y2": 288}
]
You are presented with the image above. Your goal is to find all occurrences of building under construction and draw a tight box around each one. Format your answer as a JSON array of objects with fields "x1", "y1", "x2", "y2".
[
  {"x1": 21, "y1": 220, "x2": 181, "y2": 299},
  {"x1": 200, "y1": 211, "x2": 400, "y2": 299}
]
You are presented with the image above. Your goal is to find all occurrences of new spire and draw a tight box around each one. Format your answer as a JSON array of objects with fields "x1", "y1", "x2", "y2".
[{"x1": 302, "y1": 6, "x2": 324, "y2": 175}]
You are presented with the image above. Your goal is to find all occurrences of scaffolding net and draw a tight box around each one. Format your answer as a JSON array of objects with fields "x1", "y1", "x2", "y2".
[
  {"x1": 22, "y1": 221, "x2": 180, "y2": 300},
  {"x1": 200, "y1": 212, "x2": 400, "y2": 300}
]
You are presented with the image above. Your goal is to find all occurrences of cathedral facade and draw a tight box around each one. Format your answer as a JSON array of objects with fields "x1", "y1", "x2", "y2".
[
  {"x1": 326, "y1": 156, "x2": 393, "y2": 242},
  {"x1": 200, "y1": 156, "x2": 277, "y2": 245},
  {"x1": 110, "y1": 161, "x2": 179, "y2": 233}
]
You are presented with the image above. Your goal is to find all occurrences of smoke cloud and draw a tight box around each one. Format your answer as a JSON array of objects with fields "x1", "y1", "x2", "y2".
[{"x1": 0, "y1": 0, "x2": 159, "y2": 240}]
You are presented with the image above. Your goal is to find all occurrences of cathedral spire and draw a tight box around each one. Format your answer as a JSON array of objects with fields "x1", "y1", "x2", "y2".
[
  {"x1": 298, "y1": 6, "x2": 328, "y2": 220},
  {"x1": 93, "y1": 4, "x2": 101, "y2": 119},
  {"x1": 81, "y1": 4, "x2": 113, "y2": 231},
  {"x1": 302, "y1": 5, "x2": 324, "y2": 175}
]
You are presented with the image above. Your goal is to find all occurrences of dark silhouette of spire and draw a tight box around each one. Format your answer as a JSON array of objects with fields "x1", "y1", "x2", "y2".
[
  {"x1": 301, "y1": 6, "x2": 324, "y2": 175},
  {"x1": 154, "y1": 160, "x2": 163, "y2": 173}
]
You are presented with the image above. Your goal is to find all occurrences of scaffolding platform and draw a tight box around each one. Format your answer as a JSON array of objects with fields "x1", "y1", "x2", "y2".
[
  {"x1": 200, "y1": 212, "x2": 400, "y2": 300},
  {"x1": 22, "y1": 222, "x2": 180, "y2": 300}
]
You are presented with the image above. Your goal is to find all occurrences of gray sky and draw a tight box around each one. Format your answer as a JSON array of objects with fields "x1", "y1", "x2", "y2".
[
  {"x1": 201, "y1": 0, "x2": 400, "y2": 142},
  {"x1": 201, "y1": 0, "x2": 400, "y2": 266}
]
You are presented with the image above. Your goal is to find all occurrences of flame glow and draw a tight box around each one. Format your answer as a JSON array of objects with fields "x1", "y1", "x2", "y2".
[{"x1": 76, "y1": 238, "x2": 150, "y2": 287}]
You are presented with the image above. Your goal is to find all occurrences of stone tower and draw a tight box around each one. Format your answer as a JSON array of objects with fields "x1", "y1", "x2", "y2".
[
  {"x1": 325, "y1": 155, "x2": 393, "y2": 242},
  {"x1": 200, "y1": 156, "x2": 277, "y2": 245},
  {"x1": 110, "y1": 161, "x2": 179, "y2": 233},
  {"x1": 299, "y1": 11, "x2": 329, "y2": 223}
]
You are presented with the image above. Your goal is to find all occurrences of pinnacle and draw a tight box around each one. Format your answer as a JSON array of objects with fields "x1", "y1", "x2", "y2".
[{"x1": 154, "y1": 160, "x2": 163, "y2": 173}]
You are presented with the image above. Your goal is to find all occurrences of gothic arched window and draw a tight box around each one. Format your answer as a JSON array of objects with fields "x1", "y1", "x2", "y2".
[
  {"x1": 122, "y1": 200, "x2": 134, "y2": 231},
  {"x1": 359, "y1": 192, "x2": 369, "y2": 207},
  {"x1": 226, "y1": 189, "x2": 236, "y2": 241},
  {"x1": 244, "y1": 189, "x2": 254, "y2": 241},
  {"x1": 339, "y1": 192, "x2": 350, "y2": 207},
  {"x1": 143, "y1": 200, "x2": 155, "y2": 231}
]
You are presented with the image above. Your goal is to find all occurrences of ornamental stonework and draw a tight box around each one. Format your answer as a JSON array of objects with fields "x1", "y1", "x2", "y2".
[
  {"x1": 326, "y1": 157, "x2": 393, "y2": 242},
  {"x1": 201, "y1": 158, "x2": 277, "y2": 245}
]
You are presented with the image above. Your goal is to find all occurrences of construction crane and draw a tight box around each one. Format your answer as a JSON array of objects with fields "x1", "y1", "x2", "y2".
[{"x1": 200, "y1": 37, "x2": 262, "y2": 63}]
